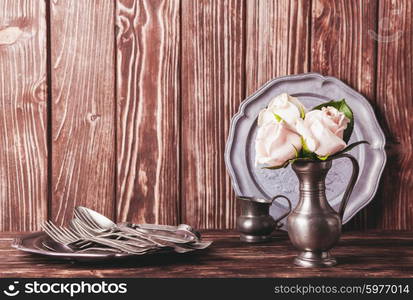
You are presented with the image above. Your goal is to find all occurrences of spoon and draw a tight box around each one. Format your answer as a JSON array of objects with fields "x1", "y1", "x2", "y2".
[
  {"x1": 75, "y1": 206, "x2": 196, "y2": 243},
  {"x1": 75, "y1": 206, "x2": 116, "y2": 231},
  {"x1": 74, "y1": 206, "x2": 207, "y2": 252},
  {"x1": 74, "y1": 207, "x2": 175, "y2": 247}
]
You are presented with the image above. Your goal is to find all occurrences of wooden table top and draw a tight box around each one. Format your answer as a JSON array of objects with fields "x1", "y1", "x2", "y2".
[{"x1": 1, "y1": 231, "x2": 413, "y2": 278}]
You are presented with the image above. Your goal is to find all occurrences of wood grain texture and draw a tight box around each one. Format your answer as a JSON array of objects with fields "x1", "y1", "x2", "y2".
[
  {"x1": 311, "y1": 0, "x2": 377, "y2": 99},
  {"x1": 0, "y1": 0, "x2": 412, "y2": 232},
  {"x1": 375, "y1": 0, "x2": 413, "y2": 230},
  {"x1": 115, "y1": 0, "x2": 180, "y2": 224},
  {"x1": 310, "y1": 0, "x2": 378, "y2": 230},
  {"x1": 50, "y1": 0, "x2": 116, "y2": 224},
  {"x1": 245, "y1": 0, "x2": 311, "y2": 96},
  {"x1": 4, "y1": 230, "x2": 413, "y2": 277},
  {"x1": 181, "y1": 0, "x2": 245, "y2": 229},
  {"x1": 0, "y1": 0, "x2": 47, "y2": 231}
]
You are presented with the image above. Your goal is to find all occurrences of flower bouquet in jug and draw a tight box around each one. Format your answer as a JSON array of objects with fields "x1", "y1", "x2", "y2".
[
  {"x1": 255, "y1": 93, "x2": 367, "y2": 168},
  {"x1": 255, "y1": 93, "x2": 368, "y2": 267}
]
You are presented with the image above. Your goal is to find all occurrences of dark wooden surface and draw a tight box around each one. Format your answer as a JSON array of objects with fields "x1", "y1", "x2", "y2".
[
  {"x1": 2, "y1": 230, "x2": 413, "y2": 278},
  {"x1": 0, "y1": 0, "x2": 412, "y2": 230}
]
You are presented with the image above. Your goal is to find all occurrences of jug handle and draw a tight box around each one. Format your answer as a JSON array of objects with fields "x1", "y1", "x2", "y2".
[
  {"x1": 333, "y1": 153, "x2": 360, "y2": 221},
  {"x1": 271, "y1": 195, "x2": 292, "y2": 228}
]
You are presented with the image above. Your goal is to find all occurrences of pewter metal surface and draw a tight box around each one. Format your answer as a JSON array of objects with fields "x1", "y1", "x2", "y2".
[
  {"x1": 224, "y1": 73, "x2": 386, "y2": 230},
  {"x1": 287, "y1": 156, "x2": 359, "y2": 267},
  {"x1": 13, "y1": 232, "x2": 134, "y2": 262},
  {"x1": 15, "y1": 209, "x2": 212, "y2": 262},
  {"x1": 13, "y1": 229, "x2": 212, "y2": 262},
  {"x1": 236, "y1": 195, "x2": 291, "y2": 243}
]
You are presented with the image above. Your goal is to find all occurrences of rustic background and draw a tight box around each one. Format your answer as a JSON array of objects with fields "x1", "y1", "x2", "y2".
[{"x1": 0, "y1": 0, "x2": 411, "y2": 232}]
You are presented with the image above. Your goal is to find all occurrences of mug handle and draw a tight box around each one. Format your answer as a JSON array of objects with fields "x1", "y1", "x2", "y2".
[
  {"x1": 332, "y1": 153, "x2": 360, "y2": 221},
  {"x1": 271, "y1": 195, "x2": 292, "y2": 229}
]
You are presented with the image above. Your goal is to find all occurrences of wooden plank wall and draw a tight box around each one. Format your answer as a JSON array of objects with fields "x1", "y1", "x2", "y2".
[
  {"x1": 50, "y1": 0, "x2": 116, "y2": 225},
  {"x1": 181, "y1": 0, "x2": 245, "y2": 229},
  {"x1": 115, "y1": 0, "x2": 180, "y2": 225},
  {"x1": 311, "y1": 0, "x2": 378, "y2": 230},
  {"x1": 0, "y1": 0, "x2": 411, "y2": 231},
  {"x1": 0, "y1": 0, "x2": 48, "y2": 231}
]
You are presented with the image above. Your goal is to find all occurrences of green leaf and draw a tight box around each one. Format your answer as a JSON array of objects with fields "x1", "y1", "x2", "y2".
[
  {"x1": 273, "y1": 113, "x2": 283, "y2": 122},
  {"x1": 330, "y1": 140, "x2": 369, "y2": 157},
  {"x1": 292, "y1": 145, "x2": 299, "y2": 158},
  {"x1": 311, "y1": 99, "x2": 354, "y2": 143},
  {"x1": 262, "y1": 165, "x2": 284, "y2": 170},
  {"x1": 317, "y1": 154, "x2": 330, "y2": 161},
  {"x1": 299, "y1": 105, "x2": 305, "y2": 119},
  {"x1": 262, "y1": 161, "x2": 289, "y2": 170},
  {"x1": 261, "y1": 141, "x2": 369, "y2": 170},
  {"x1": 300, "y1": 137, "x2": 317, "y2": 159},
  {"x1": 301, "y1": 137, "x2": 310, "y2": 153}
]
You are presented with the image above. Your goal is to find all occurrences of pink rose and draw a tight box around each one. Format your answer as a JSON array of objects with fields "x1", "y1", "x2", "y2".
[
  {"x1": 296, "y1": 106, "x2": 350, "y2": 156},
  {"x1": 255, "y1": 121, "x2": 302, "y2": 167},
  {"x1": 258, "y1": 93, "x2": 306, "y2": 127}
]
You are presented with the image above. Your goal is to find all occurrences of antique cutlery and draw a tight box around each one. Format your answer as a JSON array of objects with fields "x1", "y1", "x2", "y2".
[{"x1": 40, "y1": 207, "x2": 212, "y2": 256}]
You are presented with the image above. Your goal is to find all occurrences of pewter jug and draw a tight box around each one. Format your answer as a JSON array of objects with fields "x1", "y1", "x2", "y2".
[
  {"x1": 237, "y1": 195, "x2": 291, "y2": 243},
  {"x1": 287, "y1": 153, "x2": 359, "y2": 267}
]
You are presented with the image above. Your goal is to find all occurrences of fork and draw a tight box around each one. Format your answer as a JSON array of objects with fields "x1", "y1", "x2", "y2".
[
  {"x1": 71, "y1": 215, "x2": 196, "y2": 253},
  {"x1": 75, "y1": 206, "x2": 198, "y2": 245},
  {"x1": 41, "y1": 221, "x2": 150, "y2": 254},
  {"x1": 41, "y1": 221, "x2": 79, "y2": 245},
  {"x1": 69, "y1": 219, "x2": 158, "y2": 253},
  {"x1": 71, "y1": 218, "x2": 158, "y2": 248},
  {"x1": 74, "y1": 207, "x2": 175, "y2": 247}
]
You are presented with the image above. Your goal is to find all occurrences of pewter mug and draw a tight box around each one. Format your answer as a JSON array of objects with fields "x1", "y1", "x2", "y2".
[
  {"x1": 237, "y1": 195, "x2": 291, "y2": 243},
  {"x1": 286, "y1": 153, "x2": 359, "y2": 267}
]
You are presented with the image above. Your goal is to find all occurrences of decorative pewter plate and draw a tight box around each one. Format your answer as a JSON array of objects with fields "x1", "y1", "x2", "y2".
[{"x1": 225, "y1": 73, "x2": 386, "y2": 230}]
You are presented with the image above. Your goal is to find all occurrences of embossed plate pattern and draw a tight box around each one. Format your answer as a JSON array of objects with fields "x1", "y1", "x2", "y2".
[{"x1": 225, "y1": 73, "x2": 386, "y2": 230}]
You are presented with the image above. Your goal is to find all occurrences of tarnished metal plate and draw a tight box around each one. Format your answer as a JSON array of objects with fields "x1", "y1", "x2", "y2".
[{"x1": 225, "y1": 73, "x2": 386, "y2": 230}]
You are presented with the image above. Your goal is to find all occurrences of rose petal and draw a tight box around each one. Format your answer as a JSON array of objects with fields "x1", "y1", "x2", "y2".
[
  {"x1": 295, "y1": 119, "x2": 317, "y2": 152},
  {"x1": 309, "y1": 120, "x2": 347, "y2": 156},
  {"x1": 269, "y1": 94, "x2": 304, "y2": 125},
  {"x1": 257, "y1": 108, "x2": 277, "y2": 126},
  {"x1": 255, "y1": 121, "x2": 302, "y2": 166}
]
